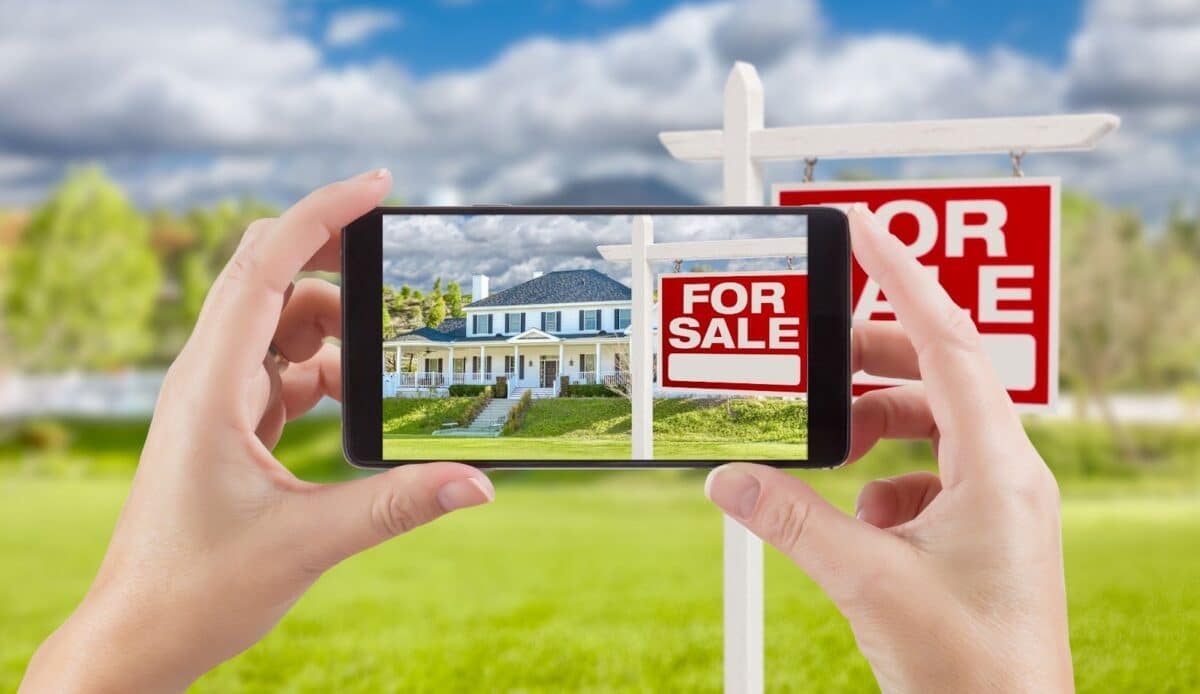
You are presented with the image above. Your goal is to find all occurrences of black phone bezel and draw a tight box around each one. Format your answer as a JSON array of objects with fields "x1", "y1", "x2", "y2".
[{"x1": 342, "y1": 206, "x2": 850, "y2": 469}]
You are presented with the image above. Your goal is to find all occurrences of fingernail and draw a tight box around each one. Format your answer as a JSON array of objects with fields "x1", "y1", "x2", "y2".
[
  {"x1": 705, "y1": 465, "x2": 761, "y2": 520},
  {"x1": 358, "y1": 167, "x2": 390, "y2": 181},
  {"x1": 849, "y1": 203, "x2": 879, "y2": 232},
  {"x1": 437, "y1": 474, "x2": 494, "y2": 511}
]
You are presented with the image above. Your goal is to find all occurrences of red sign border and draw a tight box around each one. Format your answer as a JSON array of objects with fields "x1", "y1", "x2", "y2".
[
  {"x1": 772, "y1": 176, "x2": 1060, "y2": 411},
  {"x1": 657, "y1": 269, "x2": 810, "y2": 398}
]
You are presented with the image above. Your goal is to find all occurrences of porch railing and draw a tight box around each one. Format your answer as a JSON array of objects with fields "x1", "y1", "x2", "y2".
[
  {"x1": 384, "y1": 371, "x2": 501, "y2": 388},
  {"x1": 571, "y1": 370, "x2": 629, "y2": 386},
  {"x1": 384, "y1": 369, "x2": 632, "y2": 395}
]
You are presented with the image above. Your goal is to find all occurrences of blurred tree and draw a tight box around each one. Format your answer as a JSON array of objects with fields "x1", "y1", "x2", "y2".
[
  {"x1": 0, "y1": 210, "x2": 29, "y2": 368},
  {"x1": 1155, "y1": 204, "x2": 1200, "y2": 388},
  {"x1": 445, "y1": 280, "x2": 465, "y2": 318},
  {"x1": 3, "y1": 168, "x2": 162, "y2": 371},
  {"x1": 142, "y1": 199, "x2": 278, "y2": 363},
  {"x1": 1059, "y1": 193, "x2": 1178, "y2": 460}
]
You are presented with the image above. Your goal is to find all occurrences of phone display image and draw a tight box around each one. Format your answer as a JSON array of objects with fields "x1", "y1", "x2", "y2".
[{"x1": 347, "y1": 209, "x2": 850, "y2": 467}]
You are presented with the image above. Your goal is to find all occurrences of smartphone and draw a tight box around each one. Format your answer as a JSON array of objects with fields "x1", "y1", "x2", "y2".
[{"x1": 342, "y1": 206, "x2": 850, "y2": 469}]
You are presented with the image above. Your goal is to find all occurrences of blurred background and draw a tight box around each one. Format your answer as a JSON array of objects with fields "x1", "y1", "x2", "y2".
[{"x1": 1, "y1": 0, "x2": 1197, "y2": 691}]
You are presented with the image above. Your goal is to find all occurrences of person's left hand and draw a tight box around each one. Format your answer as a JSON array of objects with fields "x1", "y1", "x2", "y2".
[{"x1": 20, "y1": 169, "x2": 495, "y2": 693}]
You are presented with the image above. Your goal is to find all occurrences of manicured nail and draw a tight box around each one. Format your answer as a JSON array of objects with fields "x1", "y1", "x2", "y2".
[
  {"x1": 437, "y1": 474, "x2": 494, "y2": 511},
  {"x1": 705, "y1": 465, "x2": 761, "y2": 520}
]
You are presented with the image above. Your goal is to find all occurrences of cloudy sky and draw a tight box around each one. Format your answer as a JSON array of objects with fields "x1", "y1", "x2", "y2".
[
  {"x1": 0, "y1": 0, "x2": 1196, "y2": 223},
  {"x1": 382, "y1": 213, "x2": 806, "y2": 289}
]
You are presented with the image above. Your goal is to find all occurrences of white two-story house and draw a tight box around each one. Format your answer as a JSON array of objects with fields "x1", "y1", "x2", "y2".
[{"x1": 383, "y1": 270, "x2": 633, "y2": 398}]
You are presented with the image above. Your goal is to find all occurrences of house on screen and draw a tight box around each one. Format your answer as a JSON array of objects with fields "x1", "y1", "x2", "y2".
[{"x1": 383, "y1": 270, "x2": 634, "y2": 399}]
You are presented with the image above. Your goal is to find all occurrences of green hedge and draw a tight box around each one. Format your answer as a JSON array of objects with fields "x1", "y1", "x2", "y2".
[
  {"x1": 448, "y1": 384, "x2": 489, "y2": 397},
  {"x1": 457, "y1": 386, "x2": 494, "y2": 426},
  {"x1": 501, "y1": 389, "x2": 534, "y2": 435},
  {"x1": 563, "y1": 383, "x2": 620, "y2": 398}
]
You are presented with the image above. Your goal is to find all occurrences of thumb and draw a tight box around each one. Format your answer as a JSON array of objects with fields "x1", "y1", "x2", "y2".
[
  {"x1": 705, "y1": 463, "x2": 902, "y2": 606},
  {"x1": 298, "y1": 462, "x2": 494, "y2": 571}
]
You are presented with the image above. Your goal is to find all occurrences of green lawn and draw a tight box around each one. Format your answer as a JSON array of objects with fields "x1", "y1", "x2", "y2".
[
  {"x1": 383, "y1": 397, "x2": 809, "y2": 461},
  {"x1": 383, "y1": 435, "x2": 807, "y2": 461},
  {"x1": 383, "y1": 398, "x2": 476, "y2": 435},
  {"x1": 512, "y1": 398, "x2": 807, "y2": 443},
  {"x1": 3, "y1": 417, "x2": 1200, "y2": 691},
  {"x1": 1, "y1": 476, "x2": 1197, "y2": 692}
]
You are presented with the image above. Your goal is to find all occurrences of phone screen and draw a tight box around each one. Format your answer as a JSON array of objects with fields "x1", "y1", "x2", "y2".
[{"x1": 378, "y1": 212, "x2": 821, "y2": 463}]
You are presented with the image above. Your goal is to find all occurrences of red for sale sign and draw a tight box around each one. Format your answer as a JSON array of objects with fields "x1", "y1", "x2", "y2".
[
  {"x1": 659, "y1": 271, "x2": 809, "y2": 395},
  {"x1": 775, "y1": 178, "x2": 1059, "y2": 408}
]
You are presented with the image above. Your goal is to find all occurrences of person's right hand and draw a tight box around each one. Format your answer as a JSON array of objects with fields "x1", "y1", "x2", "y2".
[{"x1": 706, "y1": 204, "x2": 1072, "y2": 692}]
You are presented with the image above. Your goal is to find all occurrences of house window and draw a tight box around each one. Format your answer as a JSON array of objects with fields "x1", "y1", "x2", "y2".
[
  {"x1": 505, "y1": 312, "x2": 523, "y2": 333},
  {"x1": 581, "y1": 309, "x2": 600, "y2": 331},
  {"x1": 615, "y1": 308, "x2": 631, "y2": 331},
  {"x1": 472, "y1": 314, "x2": 492, "y2": 335},
  {"x1": 504, "y1": 355, "x2": 515, "y2": 375},
  {"x1": 541, "y1": 311, "x2": 560, "y2": 332}
]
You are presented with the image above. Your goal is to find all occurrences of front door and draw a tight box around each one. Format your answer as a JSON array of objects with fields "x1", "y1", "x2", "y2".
[{"x1": 539, "y1": 357, "x2": 558, "y2": 388}]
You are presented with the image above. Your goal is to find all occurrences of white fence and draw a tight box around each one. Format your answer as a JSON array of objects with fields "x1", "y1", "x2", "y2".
[{"x1": 0, "y1": 371, "x2": 340, "y2": 418}]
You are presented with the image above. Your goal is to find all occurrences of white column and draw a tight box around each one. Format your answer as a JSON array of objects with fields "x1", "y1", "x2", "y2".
[
  {"x1": 479, "y1": 345, "x2": 486, "y2": 383},
  {"x1": 446, "y1": 347, "x2": 454, "y2": 386},
  {"x1": 558, "y1": 342, "x2": 564, "y2": 381},
  {"x1": 595, "y1": 342, "x2": 602, "y2": 383},
  {"x1": 395, "y1": 346, "x2": 402, "y2": 373},
  {"x1": 722, "y1": 62, "x2": 765, "y2": 694},
  {"x1": 630, "y1": 215, "x2": 653, "y2": 460},
  {"x1": 513, "y1": 344, "x2": 520, "y2": 388}
]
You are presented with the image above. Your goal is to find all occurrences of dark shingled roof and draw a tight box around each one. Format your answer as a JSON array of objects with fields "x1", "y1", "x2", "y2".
[
  {"x1": 437, "y1": 317, "x2": 466, "y2": 334},
  {"x1": 466, "y1": 269, "x2": 630, "y2": 308}
]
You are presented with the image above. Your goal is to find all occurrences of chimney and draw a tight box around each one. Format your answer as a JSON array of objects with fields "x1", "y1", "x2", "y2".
[{"x1": 471, "y1": 274, "x2": 489, "y2": 301}]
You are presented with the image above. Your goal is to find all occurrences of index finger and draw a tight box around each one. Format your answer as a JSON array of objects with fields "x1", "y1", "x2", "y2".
[
  {"x1": 193, "y1": 168, "x2": 390, "y2": 389},
  {"x1": 847, "y1": 204, "x2": 1024, "y2": 478}
]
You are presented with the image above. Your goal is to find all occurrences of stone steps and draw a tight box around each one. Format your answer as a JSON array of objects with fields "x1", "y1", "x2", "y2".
[{"x1": 432, "y1": 398, "x2": 514, "y2": 437}]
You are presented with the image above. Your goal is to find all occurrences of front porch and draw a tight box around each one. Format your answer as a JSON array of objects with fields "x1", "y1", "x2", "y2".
[{"x1": 383, "y1": 335, "x2": 629, "y2": 398}]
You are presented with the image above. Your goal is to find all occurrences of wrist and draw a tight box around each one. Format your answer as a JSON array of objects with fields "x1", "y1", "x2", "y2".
[{"x1": 21, "y1": 593, "x2": 201, "y2": 694}]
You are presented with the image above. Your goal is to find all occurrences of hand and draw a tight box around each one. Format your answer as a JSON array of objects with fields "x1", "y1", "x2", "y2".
[
  {"x1": 20, "y1": 170, "x2": 495, "y2": 693},
  {"x1": 705, "y1": 204, "x2": 1071, "y2": 692}
]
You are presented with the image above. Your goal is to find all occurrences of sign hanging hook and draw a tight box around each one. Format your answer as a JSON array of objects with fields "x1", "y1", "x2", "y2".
[
  {"x1": 673, "y1": 259, "x2": 683, "y2": 273},
  {"x1": 1010, "y1": 149, "x2": 1026, "y2": 178},
  {"x1": 786, "y1": 157, "x2": 818, "y2": 271}
]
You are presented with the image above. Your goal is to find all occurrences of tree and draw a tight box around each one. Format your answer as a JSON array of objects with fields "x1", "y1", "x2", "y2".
[
  {"x1": 425, "y1": 277, "x2": 447, "y2": 328},
  {"x1": 148, "y1": 198, "x2": 277, "y2": 362},
  {"x1": 3, "y1": 167, "x2": 162, "y2": 371},
  {"x1": 445, "y1": 280, "x2": 465, "y2": 318},
  {"x1": 1059, "y1": 193, "x2": 1166, "y2": 460},
  {"x1": 382, "y1": 289, "x2": 397, "y2": 341}
]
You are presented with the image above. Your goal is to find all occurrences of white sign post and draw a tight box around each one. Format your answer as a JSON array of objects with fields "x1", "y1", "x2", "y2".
[
  {"x1": 654, "y1": 61, "x2": 1118, "y2": 694},
  {"x1": 597, "y1": 225, "x2": 805, "y2": 693}
]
